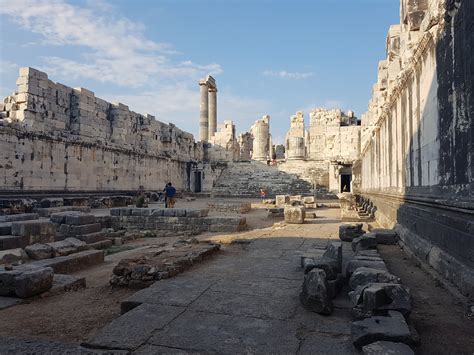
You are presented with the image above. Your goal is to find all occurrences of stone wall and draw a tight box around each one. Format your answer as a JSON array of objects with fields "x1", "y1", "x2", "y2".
[
  {"x1": 358, "y1": 0, "x2": 474, "y2": 298},
  {"x1": 0, "y1": 67, "x2": 218, "y2": 193}
]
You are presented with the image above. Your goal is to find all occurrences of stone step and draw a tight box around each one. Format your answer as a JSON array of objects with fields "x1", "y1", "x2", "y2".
[
  {"x1": 0, "y1": 235, "x2": 28, "y2": 251},
  {"x1": 88, "y1": 239, "x2": 113, "y2": 250},
  {"x1": 75, "y1": 231, "x2": 107, "y2": 244},
  {"x1": 0, "y1": 213, "x2": 39, "y2": 223},
  {"x1": 58, "y1": 223, "x2": 102, "y2": 236},
  {"x1": 0, "y1": 223, "x2": 12, "y2": 236},
  {"x1": 11, "y1": 220, "x2": 56, "y2": 238},
  {"x1": 29, "y1": 249, "x2": 105, "y2": 274}
]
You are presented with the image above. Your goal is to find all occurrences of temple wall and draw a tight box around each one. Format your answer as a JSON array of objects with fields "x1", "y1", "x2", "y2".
[
  {"x1": 358, "y1": 0, "x2": 474, "y2": 298},
  {"x1": 0, "y1": 67, "x2": 216, "y2": 193}
]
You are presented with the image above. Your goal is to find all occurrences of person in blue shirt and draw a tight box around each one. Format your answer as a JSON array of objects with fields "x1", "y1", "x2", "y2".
[{"x1": 164, "y1": 182, "x2": 177, "y2": 208}]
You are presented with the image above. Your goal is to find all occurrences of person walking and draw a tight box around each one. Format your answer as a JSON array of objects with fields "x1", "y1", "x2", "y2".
[
  {"x1": 162, "y1": 183, "x2": 169, "y2": 208},
  {"x1": 164, "y1": 182, "x2": 177, "y2": 208}
]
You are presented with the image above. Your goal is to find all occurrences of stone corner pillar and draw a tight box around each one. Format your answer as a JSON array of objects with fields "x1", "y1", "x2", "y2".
[
  {"x1": 208, "y1": 87, "x2": 217, "y2": 140},
  {"x1": 199, "y1": 80, "x2": 209, "y2": 142}
]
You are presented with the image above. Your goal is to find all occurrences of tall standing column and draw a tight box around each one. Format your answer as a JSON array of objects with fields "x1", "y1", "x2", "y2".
[
  {"x1": 199, "y1": 80, "x2": 209, "y2": 142},
  {"x1": 208, "y1": 87, "x2": 217, "y2": 140}
]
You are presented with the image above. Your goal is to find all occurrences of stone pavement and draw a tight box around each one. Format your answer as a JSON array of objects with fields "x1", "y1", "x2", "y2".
[{"x1": 82, "y1": 234, "x2": 355, "y2": 354}]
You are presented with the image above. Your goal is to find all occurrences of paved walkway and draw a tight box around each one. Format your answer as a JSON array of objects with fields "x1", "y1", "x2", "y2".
[{"x1": 84, "y1": 232, "x2": 355, "y2": 353}]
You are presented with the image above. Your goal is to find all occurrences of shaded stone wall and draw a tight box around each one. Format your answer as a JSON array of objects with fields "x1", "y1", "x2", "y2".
[
  {"x1": 0, "y1": 67, "x2": 210, "y2": 192},
  {"x1": 358, "y1": 0, "x2": 474, "y2": 298}
]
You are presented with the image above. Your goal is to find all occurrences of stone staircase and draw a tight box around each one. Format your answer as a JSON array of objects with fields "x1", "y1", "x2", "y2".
[{"x1": 212, "y1": 161, "x2": 313, "y2": 198}]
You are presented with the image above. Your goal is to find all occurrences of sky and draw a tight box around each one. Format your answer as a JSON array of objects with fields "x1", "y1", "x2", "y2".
[{"x1": 0, "y1": 0, "x2": 400, "y2": 144}]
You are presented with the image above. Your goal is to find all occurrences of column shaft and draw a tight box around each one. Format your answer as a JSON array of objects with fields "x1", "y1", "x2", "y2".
[
  {"x1": 199, "y1": 83, "x2": 209, "y2": 142},
  {"x1": 208, "y1": 88, "x2": 217, "y2": 140}
]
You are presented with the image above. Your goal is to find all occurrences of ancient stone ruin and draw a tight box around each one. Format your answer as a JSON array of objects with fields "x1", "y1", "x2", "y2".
[{"x1": 0, "y1": 0, "x2": 472, "y2": 354}]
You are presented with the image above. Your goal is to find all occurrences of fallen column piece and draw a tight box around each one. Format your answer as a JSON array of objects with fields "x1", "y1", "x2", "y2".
[
  {"x1": 300, "y1": 268, "x2": 333, "y2": 315},
  {"x1": 339, "y1": 223, "x2": 364, "y2": 242}
]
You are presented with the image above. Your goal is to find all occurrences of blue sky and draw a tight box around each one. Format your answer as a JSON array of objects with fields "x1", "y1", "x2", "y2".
[{"x1": 0, "y1": 0, "x2": 399, "y2": 143}]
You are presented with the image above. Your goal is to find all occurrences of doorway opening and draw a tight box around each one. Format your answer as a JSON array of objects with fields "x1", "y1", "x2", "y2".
[
  {"x1": 340, "y1": 174, "x2": 351, "y2": 193},
  {"x1": 194, "y1": 171, "x2": 202, "y2": 193}
]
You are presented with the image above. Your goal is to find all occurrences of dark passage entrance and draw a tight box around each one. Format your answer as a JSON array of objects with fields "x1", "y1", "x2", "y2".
[
  {"x1": 341, "y1": 174, "x2": 351, "y2": 192},
  {"x1": 194, "y1": 172, "x2": 202, "y2": 192}
]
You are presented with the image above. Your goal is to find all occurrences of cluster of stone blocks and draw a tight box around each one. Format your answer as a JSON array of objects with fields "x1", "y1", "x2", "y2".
[
  {"x1": 276, "y1": 194, "x2": 316, "y2": 209},
  {"x1": 338, "y1": 224, "x2": 415, "y2": 353},
  {"x1": 110, "y1": 208, "x2": 247, "y2": 235},
  {"x1": 207, "y1": 201, "x2": 251, "y2": 214},
  {"x1": 52, "y1": 211, "x2": 110, "y2": 248}
]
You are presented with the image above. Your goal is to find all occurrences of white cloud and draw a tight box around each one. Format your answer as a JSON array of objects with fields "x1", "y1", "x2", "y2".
[
  {"x1": 262, "y1": 70, "x2": 314, "y2": 80},
  {"x1": 0, "y1": 0, "x2": 221, "y2": 87},
  {"x1": 0, "y1": 60, "x2": 19, "y2": 74}
]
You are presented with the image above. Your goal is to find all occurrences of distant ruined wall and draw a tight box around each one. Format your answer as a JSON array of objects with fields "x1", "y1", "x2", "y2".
[
  {"x1": 358, "y1": 0, "x2": 474, "y2": 298},
  {"x1": 0, "y1": 67, "x2": 215, "y2": 193}
]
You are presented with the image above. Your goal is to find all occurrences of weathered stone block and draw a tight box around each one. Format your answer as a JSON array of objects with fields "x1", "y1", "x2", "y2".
[
  {"x1": 11, "y1": 220, "x2": 55, "y2": 238},
  {"x1": 349, "y1": 267, "x2": 400, "y2": 290},
  {"x1": 275, "y1": 195, "x2": 290, "y2": 206},
  {"x1": 0, "y1": 236, "x2": 26, "y2": 250},
  {"x1": 339, "y1": 223, "x2": 364, "y2": 242},
  {"x1": 284, "y1": 206, "x2": 305, "y2": 224},
  {"x1": 346, "y1": 259, "x2": 387, "y2": 278},
  {"x1": 0, "y1": 213, "x2": 38, "y2": 223},
  {"x1": 151, "y1": 209, "x2": 164, "y2": 217},
  {"x1": 0, "y1": 248, "x2": 28, "y2": 265},
  {"x1": 352, "y1": 233, "x2": 378, "y2": 252},
  {"x1": 13, "y1": 266, "x2": 54, "y2": 298},
  {"x1": 351, "y1": 311, "x2": 413, "y2": 349},
  {"x1": 25, "y1": 243, "x2": 55, "y2": 260},
  {"x1": 371, "y1": 229, "x2": 398, "y2": 245},
  {"x1": 163, "y1": 209, "x2": 177, "y2": 217},
  {"x1": 323, "y1": 242, "x2": 342, "y2": 272},
  {"x1": 0, "y1": 265, "x2": 53, "y2": 298},
  {"x1": 48, "y1": 237, "x2": 88, "y2": 256},
  {"x1": 351, "y1": 283, "x2": 412, "y2": 318},
  {"x1": 300, "y1": 268, "x2": 333, "y2": 315},
  {"x1": 362, "y1": 341, "x2": 414, "y2": 355},
  {"x1": 64, "y1": 214, "x2": 96, "y2": 225},
  {"x1": 50, "y1": 211, "x2": 82, "y2": 224},
  {"x1": 0, "y1": 223, "x2": 12, "y2": 236}
]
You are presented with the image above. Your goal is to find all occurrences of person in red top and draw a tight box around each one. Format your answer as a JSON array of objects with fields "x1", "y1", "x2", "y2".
[{"x1": 260, "y1": 188, "x2": 266, "y2": 202}]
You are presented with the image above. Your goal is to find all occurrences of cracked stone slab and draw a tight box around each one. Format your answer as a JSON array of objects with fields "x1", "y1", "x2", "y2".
[
  {"x1": 148, "y1": 310, "x2": 300, "y2": 353},
  {"x1": 298, "y1": 333, "x2": 354, "y2": 354},
  {"x1": 121, "y1": 275, "x2": 218, "y2": 313},
  {"x1": 84, "y1": 304, "x2": 185, "y2": 351},
  {"x1": 188, "y1": 289, "x2": 297, "y2": 320},
  {"x1": 0, "y1": 336, "x2": 129, "y2": 354},
  {"x1": 210, "y1": 277, "x2": 300, "y2": 300},
  {"x1": 0, "y1": 296, "x2": 24, "y2": 310},
  {"x1": 134, "y1": 344, "x2": 200, "y2": 354}
]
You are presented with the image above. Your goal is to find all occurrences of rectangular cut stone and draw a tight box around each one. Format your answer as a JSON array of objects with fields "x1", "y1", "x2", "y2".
[
  {"x1": 85, "y1": 304, "x2": 185, "y2": 351},
  {"x1": 11, "y1": 220, "x2": 55, "y2": 238},
  {"x1": 30, "y1": 249, "x2": 104, "y2": 274},
  {"x1": 64, "y1": 214, "x2": 96, "y2": 225}
]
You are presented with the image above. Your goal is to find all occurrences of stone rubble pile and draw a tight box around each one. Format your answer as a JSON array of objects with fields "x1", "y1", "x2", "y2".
[
  {"x1": 338, "y1": 224, "x2": 416, "y2": 352},
  {"x1": 110, "y1": 240, "x2": 221, "y2": 288}
]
